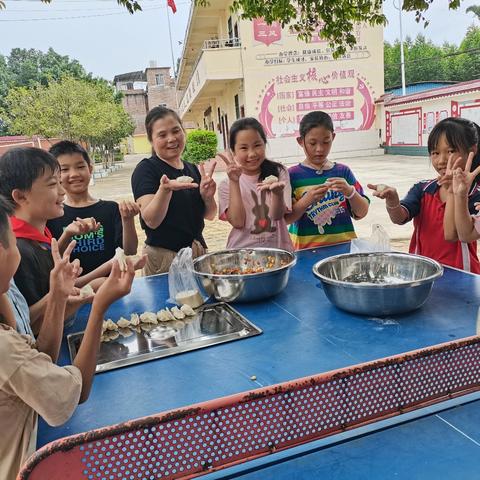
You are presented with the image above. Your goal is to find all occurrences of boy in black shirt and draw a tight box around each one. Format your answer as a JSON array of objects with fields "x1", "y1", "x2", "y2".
[
  {"x1": 47, "y1": 141, "x2": 139, "y2": 274},
  {"x1": 0, "y1": 147, "x2": 99, "y2": 332}
]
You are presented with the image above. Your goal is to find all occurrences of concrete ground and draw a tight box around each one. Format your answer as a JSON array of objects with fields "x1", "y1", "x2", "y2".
[{"x1": 90, "y1": 153, "x2": 437, "y2": 253}]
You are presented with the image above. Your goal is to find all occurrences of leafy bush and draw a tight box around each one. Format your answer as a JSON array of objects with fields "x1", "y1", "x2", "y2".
[{"x1": 183, "y1": 129, "x2": 217, "y2": 165}]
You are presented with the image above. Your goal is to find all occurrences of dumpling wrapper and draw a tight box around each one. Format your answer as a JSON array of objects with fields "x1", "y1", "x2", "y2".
[
  {"x1": 170, "y1": 306, "x2": 186, "y2": 320},
  {"x1": 180, "y1": 304, "x2": 196, "y2": 316},
  {"x1": 176, "y1": 175, "x2": 194, "y2": 183},
  {"x1": 376, "y1": 184, "x2": 388, "y2": 192},
  {"x1": 80, "y1": 283, "x2": 94, "y2": 298},
  {"x1": 263, "y1": 175, "x2": 278, "y2": 184}
]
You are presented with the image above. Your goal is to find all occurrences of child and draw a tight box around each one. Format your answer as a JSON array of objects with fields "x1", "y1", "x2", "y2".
[
  {"x1": 369, "y1": 117, "x2": 480, "y2": 273},
  {"x1": 0, "y1": 194, "x2": 145, "y2": 480},
  {"x1": 217, "y1": 117, "x2": 293, "y2": 250},
  {"x1": 0, "y1": 147, "x2": 116, "y2": 334},
  {"x1": 131, "y1": 106, "x2": 217, "y2": 275},
  {"x1": 47, "y1": 141, "x2": 139, "y2": 274},
  {"x1": 449, "y1": 129, "x2": 480, "y2": 246},
  {"x1": 286, "y1": 111, "x2": 369, "y2": 249}
]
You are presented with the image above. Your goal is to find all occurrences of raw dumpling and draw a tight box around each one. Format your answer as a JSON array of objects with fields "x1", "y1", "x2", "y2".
[
  {"x1": 176, "y1": 175, "x2": 194, "y2": 183},
  {"x1": 130, "y1": 313, "x2": 140, "y2": 326},
  {"x1": 117, "y1": 317, "x2": 131, "y2": 328},
  {"x1": 105, "y1": 319, "x2": 118, "y2": 331},
  {"x1": 376, "y1": 184, "x2": 388, "y2": 192},
  {"x1": 140, "y1": 311, "x2": 158, "y2": 324},
  {"x1": 170, "y1": 306, "x2": 186, "y2": 319},
  {"x1": 114, "y1": 247, "x2": 128, "y2": 271},
  {"x1": 180, "y1": 304, "x2": 196, "y2": 316},
  {"x1": 80, "y1": 283, "x2": 94, "y2": 298},
  {"x1": 263, "y1": 175, "x2": 278, "y2": 184},
  {"x1": 157, "y1": 309, "x2": 175, "y2": 322}
]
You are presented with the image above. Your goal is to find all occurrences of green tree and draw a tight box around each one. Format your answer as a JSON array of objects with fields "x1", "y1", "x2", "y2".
[
  {"x1": 457, "y1": 25, "x2": 480, "y2": 80},
  {"x1": 466, "y1": 5, "x2": 480, "y2": 20},
  {"x1": 7, "y1": 47, "x2": 87, "y2": 88},
  {"x1": 0, "y1": 76, "x2": 134, "y2": 164},
  {"x1": 405, "y1": 35, "x2": 443, "y2": 83}
]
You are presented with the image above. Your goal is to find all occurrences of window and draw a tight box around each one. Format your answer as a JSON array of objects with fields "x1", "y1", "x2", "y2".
[{"x1": 155, "y1": 74, "x2": 165, "y2": 86}]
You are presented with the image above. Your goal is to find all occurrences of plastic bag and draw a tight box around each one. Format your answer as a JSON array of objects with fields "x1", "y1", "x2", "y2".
[
  {"x1": 350, "y1": 224, "x2": 391, "y2": 254},
  {"x1": 167, "y1": 247, "x2": 205, "y2": 308}
]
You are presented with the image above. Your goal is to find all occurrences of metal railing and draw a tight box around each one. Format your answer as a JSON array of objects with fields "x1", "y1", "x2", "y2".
[
  {"x1": 179, "y1": 37, "x2": 242, "y2": 114},
  {"x1": 203, "y1": 37, "x2": 241, "y2": 49}
]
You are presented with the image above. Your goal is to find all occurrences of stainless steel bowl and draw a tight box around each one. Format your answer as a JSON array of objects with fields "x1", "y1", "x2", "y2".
[
  {"x1": 192, "y1": 248, "x2": 296, "y2": 303},
  {"x1": 312, "y1": 252, "x2": 443, "y2": 316}
]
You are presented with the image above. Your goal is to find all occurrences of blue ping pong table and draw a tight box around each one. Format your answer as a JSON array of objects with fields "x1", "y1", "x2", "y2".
[{"x1": 37, "y1": 244, "x2": 480, "y2": 479}]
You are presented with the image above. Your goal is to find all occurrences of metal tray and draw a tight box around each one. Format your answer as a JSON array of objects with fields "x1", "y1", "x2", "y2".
[{"x1": 67, "y1": 302, "x2": 262, "y2": 373}]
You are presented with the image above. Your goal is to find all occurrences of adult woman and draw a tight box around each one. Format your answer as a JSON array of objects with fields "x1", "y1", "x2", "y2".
[{"x1": 131, "y1": 107, "x2": 217, "y2": 275}]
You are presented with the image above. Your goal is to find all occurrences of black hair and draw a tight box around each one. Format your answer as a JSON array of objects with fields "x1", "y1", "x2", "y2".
[
  {"x1": 428, "y1": 117, "x2": 480, "y2": 183},
  {"x1": 229, "y1": 117, "x2": 284, "y2": 181},
  {"x1": 49, "y1": 140, "x2": 91, "y2": 166},
  {"x1": 0, "y1": 195, "x2": 14, "y2": 248},
  {"x1": 299, "y1": 111, "x2": 334, "y2": 138},
  {"x1": 0, "y1": 147, "x2": 59, "y2": 208},
  {"x1": 145, "y1": 106, "x2": 184, "y2": 142}
]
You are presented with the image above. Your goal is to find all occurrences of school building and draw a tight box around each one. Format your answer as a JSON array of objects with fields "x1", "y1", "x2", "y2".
[
  {"x1": 176, "y1": 0, "x2": 385, "y2": 163},
  {"x1": 377, "y1": 79, "x2": 480, "y2": 156}
]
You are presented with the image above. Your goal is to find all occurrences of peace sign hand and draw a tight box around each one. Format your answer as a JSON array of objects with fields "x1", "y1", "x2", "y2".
[
  {"x1": 199, "y1": 161, "x2": 217, "y2": 200},
  {"x1": 452, "y1": 151, "x2": 480, "y2": 196},
  {"x1": 217, "y1": 150, "x2": 242, "y2": 183},
  {"x1": 49, "y1": 239, "x2": 83, "y2": 300}
]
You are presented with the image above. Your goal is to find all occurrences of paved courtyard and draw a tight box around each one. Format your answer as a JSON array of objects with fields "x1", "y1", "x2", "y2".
[{"x1": 90, "y1": 153, "x2": 437, "y2": 253}]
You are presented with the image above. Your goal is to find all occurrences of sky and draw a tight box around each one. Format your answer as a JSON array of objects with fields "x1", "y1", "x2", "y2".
[{"x1": 0, "y1": 0, "x2": 479, "y2": 81}]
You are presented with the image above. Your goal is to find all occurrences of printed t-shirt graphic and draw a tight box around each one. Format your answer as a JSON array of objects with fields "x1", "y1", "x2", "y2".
[
  {"x1": 47, "y1": 200, "x2": 123, "y2": 274},
  {"x1": 288, "y1": 163, "x2": 368, "y2": 250}
]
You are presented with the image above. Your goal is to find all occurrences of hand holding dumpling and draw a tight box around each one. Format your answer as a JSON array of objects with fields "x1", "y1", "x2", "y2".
[
  {"x1": 159, "y1": 174, "x2": 198, "y2": 192},
  {"x1": 367, "y1": 183, "x2": 400, "y2": 207}
]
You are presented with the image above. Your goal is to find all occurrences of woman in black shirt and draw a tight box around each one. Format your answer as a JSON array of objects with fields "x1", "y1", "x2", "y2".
[{"x1": 131, "y1": 106, "x2": 217, "y2": 275}]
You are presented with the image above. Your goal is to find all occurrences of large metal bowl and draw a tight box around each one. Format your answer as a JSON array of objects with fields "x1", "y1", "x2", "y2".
[
  {"x1": 192, "y1": 248, "x2": 296, "y2": 303},
  {"x1": 312, "y1": 252, "x2": 443, "y2": 316}
]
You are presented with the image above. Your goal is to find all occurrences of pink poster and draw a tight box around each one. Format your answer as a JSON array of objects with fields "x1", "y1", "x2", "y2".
[
  {"x1": 253, "y1": 18, "x2": 282, "y2": 46},
  {"x1": 256, "y1": 68, "x2": 376, "y2": 138}
]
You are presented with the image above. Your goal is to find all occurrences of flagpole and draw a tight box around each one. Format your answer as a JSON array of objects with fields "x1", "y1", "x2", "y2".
[{"x1": 166, "y1": 5, "x2": 176, "y2": 80}]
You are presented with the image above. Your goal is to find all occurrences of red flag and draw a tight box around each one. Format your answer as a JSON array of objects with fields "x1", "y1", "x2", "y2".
[{"x1": 167, "y1": 0, "x2": 176, "y2": 13}]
